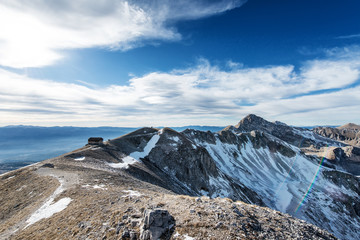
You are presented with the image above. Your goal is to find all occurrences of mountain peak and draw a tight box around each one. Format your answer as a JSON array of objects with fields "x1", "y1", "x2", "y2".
[
  {"x1": 235, "y1": 114, "x2": 267, "y2": 128},
  {"x1": 338, "y1": 123, "x2": 360, "y2": 130},
  {"x1": 243, "y1": 113, "x2": 265, "y2": 122}
]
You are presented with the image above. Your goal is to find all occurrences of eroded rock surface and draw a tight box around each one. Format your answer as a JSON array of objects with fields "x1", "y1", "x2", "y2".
[{"x1": 140, "y1": 209, "x2": 175, "y2": 240}]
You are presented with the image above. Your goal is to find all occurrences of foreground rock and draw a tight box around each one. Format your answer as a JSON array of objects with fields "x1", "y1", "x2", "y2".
[{"x1": 140, "y1": 209, "x2": 175, "y2": 240}]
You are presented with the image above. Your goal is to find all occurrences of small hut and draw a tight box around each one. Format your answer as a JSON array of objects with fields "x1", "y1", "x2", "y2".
[{"x1": 88, "y1": 137, "x2": 103, "y2": 145}]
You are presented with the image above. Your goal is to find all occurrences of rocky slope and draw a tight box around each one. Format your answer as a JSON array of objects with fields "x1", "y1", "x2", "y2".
[
  {"x1": 312, "y1": 123, "x2": 360, "y2": 175},
  {"x1": 313, "y1": 123, "x2": 360, "y2": 147},
  {"x1": 1, "y1": 115, "x2": 360, "y2": 239}
]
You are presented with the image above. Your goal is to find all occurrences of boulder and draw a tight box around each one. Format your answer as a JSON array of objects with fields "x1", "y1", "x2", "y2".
[{"x1": 140, "y1": 209, "x2": 175, "y2": 240}]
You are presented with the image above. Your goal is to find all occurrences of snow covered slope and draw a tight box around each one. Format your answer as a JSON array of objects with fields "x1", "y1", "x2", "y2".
[
  {"x1": 106, "y1": 116, "x2": 360, "y2": 239},
  {"x1": 183, "y1": 129, "x2": 360, "y2": 239}
]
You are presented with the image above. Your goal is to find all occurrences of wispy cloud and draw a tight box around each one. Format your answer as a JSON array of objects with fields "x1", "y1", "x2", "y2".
[
  {"x1": 336, "y1": 33, "x2": 360, "y2": 39},
  {"x1": 1, "y1": 47, "x2": 360, "y2": 126},
  {"x1": 0, "y1": 0, "x2": 247, "y2": 68}
]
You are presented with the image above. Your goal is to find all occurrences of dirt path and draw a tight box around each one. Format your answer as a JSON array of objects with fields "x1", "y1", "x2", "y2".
[{"x1": 0, "y1": 167, "x2": 79, "y2": 239}]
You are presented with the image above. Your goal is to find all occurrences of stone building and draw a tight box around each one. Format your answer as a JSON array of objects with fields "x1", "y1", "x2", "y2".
[{"x1": 88, "y1": 137, "x2": 103, "y2": 145}]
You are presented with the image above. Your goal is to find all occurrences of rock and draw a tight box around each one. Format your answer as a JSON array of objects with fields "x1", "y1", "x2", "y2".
[
  {"x1": 116, "y1": 222, "x2": 124, "y2": 234},
  {"x1": 131, "y1": 220, "x2": 139, "y2": 227},
  {"x1": 140, "y1": 209, "x2": 175, "y2": 240},
  {"x1": 122, "y1": 228, "x2": 130, "y2": 239},
  {"x1": 232, "y1": 205, "x2": 244, "y2": 217},
  {"x1": 41, "y1": 163, "x2": 54, "y2": 168},
  {"x1": 78, "y1": 221, "x2": 91, "y2": 229},
  {"x1": 130, "y1": 231, "x2": 137, "y2": 240},
  {"x1": 131, "y1": 213, "x2": 142, "y2": 218},
  {"x1": 313, "y1": 123, "x2": 360, "y2": 147},
  {"x1": 215, "y1": 221, "x2": 223, "y2": 229}
]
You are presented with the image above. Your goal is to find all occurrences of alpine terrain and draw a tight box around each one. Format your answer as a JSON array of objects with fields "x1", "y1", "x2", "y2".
[{"x1": 1, "y1": 114, "x2": 360, "y2": 239}]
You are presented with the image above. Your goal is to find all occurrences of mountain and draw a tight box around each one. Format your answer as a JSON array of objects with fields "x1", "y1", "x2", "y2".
[
  {"x1": 313, "y1": 123, "x2": 360, "y2": 147},
  {"x1": 312, "y1": 123, "x2": 360, "y2": 175},
  {"x1": 0, "y1": 125, "x2": 224, "y2": 174},
  {"x1": 1, "y1": 115, "x2": 360, "y2": 239}
]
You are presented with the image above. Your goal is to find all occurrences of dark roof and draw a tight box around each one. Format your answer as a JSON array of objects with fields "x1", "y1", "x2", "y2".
[{"x1": 88, "y1": 137, "x2": 103, "y2": 141}]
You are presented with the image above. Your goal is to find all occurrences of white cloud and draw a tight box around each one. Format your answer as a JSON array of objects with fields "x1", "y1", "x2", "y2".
[
  {"x1": 226, "y1": 60, "x2": 244, "y2": 69},
  {"x1": 0, "y1": 0, "x2": 246, "y2": 68},
  {"x1": 1, "y1": 47, "x2": 360, "y2": 127},
  {"x1": 336, "y1": 33, "x2": 360, "y2": 39}
]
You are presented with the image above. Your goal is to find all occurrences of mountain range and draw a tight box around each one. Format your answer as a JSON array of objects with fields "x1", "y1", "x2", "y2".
[
  {"x1": 1, "y1": 114, "x2": 360, "y2": 239},
  {"x1": 0, "y1": 125, "x2": 223, "y2": 174}
]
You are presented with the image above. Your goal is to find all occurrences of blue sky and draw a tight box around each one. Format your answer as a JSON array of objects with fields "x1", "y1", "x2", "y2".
[{"x1": 0, "y1": 0, "x2": 360, "y2": 127}]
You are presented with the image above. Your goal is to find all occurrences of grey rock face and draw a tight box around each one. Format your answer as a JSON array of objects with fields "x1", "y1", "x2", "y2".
[
  {"x1": 233, "y1": 114, "x2": 314, "y2": 147},
  {"x1": 147, "y1": 128, "x2": 219, "y2": 193},
  {"x1": 140, "y1": 209, "x2": 175, "y2": 240},
  {"x1": 321, "y1": 145, "x2": 360, "y2": 175},
  {"x1": 232, "y1": 114, "x2": 337, "y2": 148},
  {"x1": 313, "y1": 124, "x2": 360, "y2": 147}
]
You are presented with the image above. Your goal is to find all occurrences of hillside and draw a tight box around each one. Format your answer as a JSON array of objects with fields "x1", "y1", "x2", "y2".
[
  {"x1": 2, "y1": 115, "x2": 360, "y2": 239},
  {"x1": 0, "y1": 160, "x2": 335, "y2": 240}
]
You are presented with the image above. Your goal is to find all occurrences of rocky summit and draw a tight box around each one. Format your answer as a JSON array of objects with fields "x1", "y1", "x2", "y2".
[{"x1": 1, "y1": 115, "x2": 360, "y2": 239}]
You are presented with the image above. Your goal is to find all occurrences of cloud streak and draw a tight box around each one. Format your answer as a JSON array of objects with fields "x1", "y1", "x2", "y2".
[
  {"x1": 1, "y1": 47, "x2": 360, "y2": 127},
  {"x1": 336, "y1": 33, "x2": 360, "y2": 39},
  {"x1": 0, "y1": 0, "x2": 247, "y2": 68}
]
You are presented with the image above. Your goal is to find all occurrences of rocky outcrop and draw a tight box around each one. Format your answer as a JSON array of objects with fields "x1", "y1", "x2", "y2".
[
  {"x1": 232, "y1": 114, "x2": 325, "y2": 147},
  {"x1": 313, "y1": 123, "x2": 360, "y2": 147},
  {"x1": 140, "y1": 209, "x2": 175, "y2": 240},
  {"x1": 120, "y1": 127, "x2": 265, "y2": 205},
  {"x1": 323, "y1": 146, "x2": 360, "y2": 175}
]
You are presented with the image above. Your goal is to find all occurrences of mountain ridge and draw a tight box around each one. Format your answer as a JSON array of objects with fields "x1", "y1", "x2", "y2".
[{"x1": 1, "y1": 114, "x2": 360, "y2": 239}]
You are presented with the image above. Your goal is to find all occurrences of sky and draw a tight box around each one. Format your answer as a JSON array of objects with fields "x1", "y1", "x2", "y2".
[{"x1": 1, "y1": 0, "x2": 360, "y2": 127}]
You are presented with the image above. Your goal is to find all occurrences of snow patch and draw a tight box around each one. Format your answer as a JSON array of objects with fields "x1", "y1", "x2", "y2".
[
  {"x1": 173, "y1": 232, "x2": 195, "y2": 239},
  {"x1": 25, "y1": 176, "x2": 71, "y2": 228},
  {"x1": 82, "y1": 184, "x2": 107, "y2": 190},
  {"x1": 276, "y1": 185, "x2": 293, "y2": 212},
  {"x1": 183, "y1": 234, "x2": 196, "y2": 240},
  {"x1": 90, "y1": 147, "x2": 101, "y2": 150},
  {"x1": 108, "y1": 133, "x2": 161, "y2": 169},
  {"x1": 107, "y1": 156, "x2": 138, "y2": 169},
  {"x1": 293, "y1": 128, "x2": 316, "y2": 141},
  {"x1": 130, "y1": 134, "x2": 160, "y2": 160},
  {"x1": 16, "y1": 185, "x2": 27, "y2": 192},
  {"x1": 26, "y1": 198, "x2": 72, "y2": 227},
  {"x1": 74, "y1": 156, "x2": 85, "y2": 161},
  {"x1": 93, "y1": 184, "x2": 107, "y2": 190},
  {"x1": 122, "y1": 190, "x2": 142, "y2": 197},
  {"x1": 171, "y1": 136, "x2": 180, "y2": 142}
]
